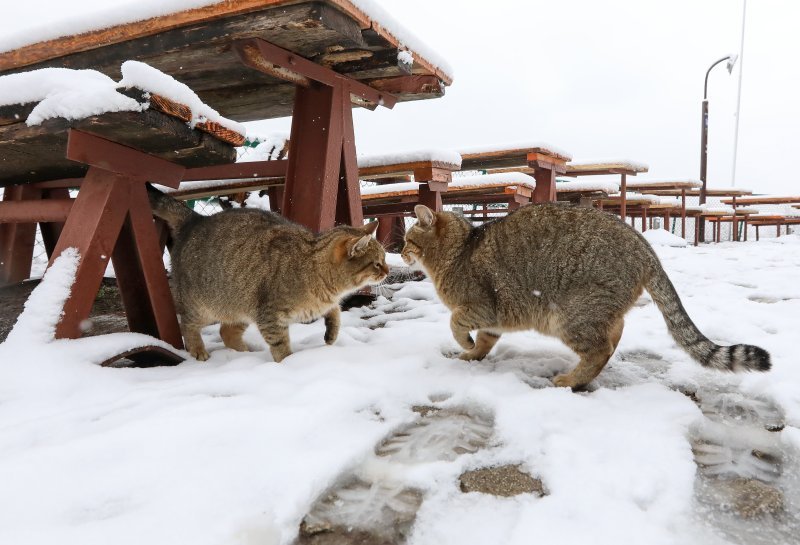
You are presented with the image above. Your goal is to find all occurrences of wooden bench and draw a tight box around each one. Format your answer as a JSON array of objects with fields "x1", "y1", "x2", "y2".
[
  {"x1": 563, "y1": 160, "x2": 648, "y2": 219},
  {"x1": 0, "y1": 74, "x2": 247, "y2": 363},
  {"x1": 623, "y1": 180, "x2": 702, "y2": 239},
  {"x1": 459, "y1": 144, "x2": 571, "y2": 203},
  {"x1": 361, "y1": 172, "x2": 535, "y2": 249},
  {"x1": 554, "y1": 179, "x2": 620, "y2": 206}
]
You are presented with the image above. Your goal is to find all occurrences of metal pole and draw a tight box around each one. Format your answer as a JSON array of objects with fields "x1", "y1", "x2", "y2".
[
  {"x1": 731, "y1": 0, "x2": 747, "y2": 187},
  {"x1": 699, "y1": 56, "x2": 732, "y2": 243},
  {"x1": 699, "y1": 98, "x2": 709, "y2": 242}
]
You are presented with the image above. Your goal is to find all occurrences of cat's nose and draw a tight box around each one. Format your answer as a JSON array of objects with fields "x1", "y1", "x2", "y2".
[{"x1": 379, "y1": 263, "x2": 389, "y2": 276}]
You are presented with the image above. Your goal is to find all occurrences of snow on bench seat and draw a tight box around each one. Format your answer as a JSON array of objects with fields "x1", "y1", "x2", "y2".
[
  {"x1": 357, "y1": 149, "x2": 461, "y2": 170},
  {"x1": 565, "y1": 159, "x2": 649, "y2": 174},
  {"x1": 0, "y1": 61, "x2": 245, "y2": 138},
  {"x1": 361, "y1": 172, "x2": 535, "y2": 200},
  {"x1": 556, "y1": 179, "x2": 620, "y2": 194}
]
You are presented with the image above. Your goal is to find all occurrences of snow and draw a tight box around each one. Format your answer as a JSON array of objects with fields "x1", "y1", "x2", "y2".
[
  {"x1": 567, "y1": 158, "x2": 649, "y2": 172},
  {"x1": 459, "y1": 141, "x2": 572, "y2": 161},
  {"x1": 611, "y1": 192, "x2": 664, "y2": 204},
  {"x1": 5, "y1": 248, "x2": 79, "y2": 345},
  {"x1": 556, "y1": 179, "x2": 620, "y2": 193},
  {"x1": 239, "y1": 133, "x2": 290, "y2": 162},
  {"x1": 358, "y1": 149, "x2": 462, "y2": 169},
  {"x1": 360, "y1": 172, "x2": 535, "y2": 197},
  {"x1": 0, "y1": 63, "x2": 244, "y2": 134},
  {"x1": 0, "y1": 0, "x2": 454, "y2": 80},
  {"x1": 119, "y1": 60, "x2": 245, "y2": 134},
  {"x1": 0, "y1": 68, "x2": 144, "y2": 126},
  {"x1": 1, "y1": 234, "x2": 800, "y2": 542},
  {"x1": 642, "y1": 228, "x2": 689, "y2": 248}
]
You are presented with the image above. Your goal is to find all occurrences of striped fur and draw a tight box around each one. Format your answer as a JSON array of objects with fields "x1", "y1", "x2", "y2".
[{"x1": 646, "y1": 262, "x2": 770, "y2": 372}]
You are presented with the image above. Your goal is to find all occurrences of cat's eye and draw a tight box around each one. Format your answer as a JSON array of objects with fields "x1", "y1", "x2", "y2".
[{"x1": 374, "y1": 262, "x2": 381, "y2": 269}]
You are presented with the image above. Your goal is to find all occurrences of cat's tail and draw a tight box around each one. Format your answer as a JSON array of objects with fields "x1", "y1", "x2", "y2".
[
  {"x1": 146, "y1": 183, "x2": 197, "y2": 234},
  {"x1": 645, "y1": 260, "x2": 770, "y2": 372}
]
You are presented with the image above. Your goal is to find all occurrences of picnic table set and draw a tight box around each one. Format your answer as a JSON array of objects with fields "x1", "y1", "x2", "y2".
[{"x1": 0, "y1": 1, "x2": 798, "y2": 360}]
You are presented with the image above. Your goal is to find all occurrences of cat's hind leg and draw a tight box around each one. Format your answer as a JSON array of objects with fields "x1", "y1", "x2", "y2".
[
  {"x1": 182, "y1": 311, "x2": 212, "y2": 361},
  {"x1": 554, "y1": 317, "x2": 624, "y2": 389},
  {"x1": 220, "y1": 322, "x2": 249, "y2": 352},
  {"x1": 459, "y1": 330, "x2": 502, "y2": 361}
]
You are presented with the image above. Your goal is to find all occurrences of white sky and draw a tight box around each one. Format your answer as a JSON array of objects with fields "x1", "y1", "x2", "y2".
[
  {"x1": 251, "y1": 0, "x2": 800, "y2": 195},
  {"x1": 4, "y1": 1, "x2": 798, "y2": 195}
]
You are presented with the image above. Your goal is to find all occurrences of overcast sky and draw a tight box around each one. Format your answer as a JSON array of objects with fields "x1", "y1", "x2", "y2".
[{"x1": 251, "y1": 0, "x2": 800, "y2": 195}]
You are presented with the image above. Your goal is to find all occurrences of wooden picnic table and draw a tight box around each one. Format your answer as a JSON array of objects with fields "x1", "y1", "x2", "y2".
[
  {"x1": 459, "y1": 145, "x2": 571, "y2": 203},
  {"x1": 361, "y1": 172, "x2": 535, "y2": 248},
  {"x1": 0, "y1": 1, "x2": 450, "y2": 356},
  {"x1": 564, "y1": 161, "x2": 648, "y2": 220},
  {"x1": 622, "y1": 180, "x2": 702, "y2": 239},
  {"x1": 644, "y1": 187, "x2": 754, "y2": 243}
]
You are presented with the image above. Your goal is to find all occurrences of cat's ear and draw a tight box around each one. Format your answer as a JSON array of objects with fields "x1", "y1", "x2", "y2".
[
  {"x1": 414, "y1": 205, "x2": 436, "y2": 228},
  {"x1": 362, "y1": 221, "x2": 379, "y2": 236},
  {"x1": 349, "y1": 234, "x2": 372, "y2": 257}
]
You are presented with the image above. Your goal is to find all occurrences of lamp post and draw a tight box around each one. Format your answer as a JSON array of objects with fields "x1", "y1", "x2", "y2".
[{"x1": 699, "y1": 54, "x2": 737, "y2": 242}]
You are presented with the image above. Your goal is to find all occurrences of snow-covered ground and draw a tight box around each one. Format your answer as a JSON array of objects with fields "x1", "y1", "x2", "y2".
[{"x1": 1, "y1": 233, "x2": 799, "y2": 545}]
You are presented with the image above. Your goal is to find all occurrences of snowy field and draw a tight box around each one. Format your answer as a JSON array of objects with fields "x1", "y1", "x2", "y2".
[{"x1": 1, "y1": 232, "x2": 799, "y2": 545}]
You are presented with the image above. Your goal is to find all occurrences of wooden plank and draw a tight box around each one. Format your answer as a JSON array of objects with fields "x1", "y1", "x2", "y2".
[
  {"x1": 461, "y1": 147, "x2": 570, "y2": 171},
  {"x1": 0, "y1": 2, "x2": 451, "y2": 121},
  {"x1": 359, "y1": 160, "x2": 460, "y2": 179},
  {"x1": 0, "y1": 109, "x2": 236, "y2": 187},
  {"x1": 0, "y1": 199, "x2": 73, "y2": 223},
  {"x1": 720, "y1": 196, "x2": 800, "y2": 205}
]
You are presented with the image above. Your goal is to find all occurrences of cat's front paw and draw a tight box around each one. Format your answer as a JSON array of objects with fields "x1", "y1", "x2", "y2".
[
  {"x1": 552, "y1": 373, "x2": 578, "y2": 389},
  {"x1": 190, "y1": 347, "x2": 210, "y2": 361},
  {"x1": 324, "y1": 330, "x2": 338, "y2": 345},
  {"x1": 458, "y1": 349, "x2": 486, "y2": 362}
]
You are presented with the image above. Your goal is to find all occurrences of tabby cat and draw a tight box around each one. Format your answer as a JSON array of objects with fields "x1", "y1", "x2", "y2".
[
  {"x1": 148, "y1": 186, "x2": 388, "y2": 362},
  {"x1": 402, "y1": 204, "x2": 770, "y2": 389}
]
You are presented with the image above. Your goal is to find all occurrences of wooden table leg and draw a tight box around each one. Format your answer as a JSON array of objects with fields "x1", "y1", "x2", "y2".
[
  {"x1": 49, "y1": 168, "x2": 131, "y2": 339},
  {"x1": 283, "y1": 81, "x2": 363, "y2": 231},
  {"x1": 532, "y1": 167, "x2": 556, "y2": 203},
  {"x1": 680, "y1": 189, "x2": 686, "y2": 239},
  {"x1": 111, "y1": 182, "x2": 183, "y2": 348},
  {"x1": 642, "y1": 208, "x2": 648, "y2": 232},
  {"x1": 40, "y1": 187, "x2": 70, "y2": 258},
  {"x1": 0, "y1": 185, "x2": 41, "y2": 286}
]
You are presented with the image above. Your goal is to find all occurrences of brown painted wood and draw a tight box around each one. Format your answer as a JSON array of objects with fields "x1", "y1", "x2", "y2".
[
  {"x1": 111, "y1": 183, "x2": 183, "y2": 348},
  {"x1": 0, "y1": 1, "x2": 452, "y2": 89},
  {"x1": 532, "y1": 167, "x2": 557, "y2": 203},
  {"x1": 50, "y1": 168, "x2": 131, "y2": 339},
  {"x1": 0, "y1": 199, "x2": 73, "y2": 223},
  {"x1": 67, "y1": 130, "x2": 185, "y2": 188},
  {"x1": 336, "y1": 87, "x2": 364, "y2": 226},
  {"x1": 283, "y1": 82, "x2": 342, "y2": 230},
  {"x1": 100, "y1": 345, "x2": 185, "y2": 367},
  {"x1": 0, "y1": 110, "x2": 236, "y2": 187},
  {"x1": 720, "y1": 196, "x2": 800, "y2": 206},
  {"x1": 183, "y1": 160, "x2": 288, "y2": 181},
  {"x1": 0, "y1": 185, "x2": 40, "y2": 285}
]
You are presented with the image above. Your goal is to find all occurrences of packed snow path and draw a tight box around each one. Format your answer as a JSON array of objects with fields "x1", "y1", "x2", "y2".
[{"x1": 0, "y1": 231, "x2": 799, "y2": 545}]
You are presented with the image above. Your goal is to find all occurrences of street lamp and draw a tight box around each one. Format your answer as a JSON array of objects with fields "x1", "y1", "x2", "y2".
[{"x1": 698, "y1": 54, "x2": 737, "y2": 241}]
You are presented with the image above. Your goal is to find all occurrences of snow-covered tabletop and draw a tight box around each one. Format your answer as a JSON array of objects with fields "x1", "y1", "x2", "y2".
[
  {"x1": 555, "y1": 179, "x2": 620, "y2": 194},
  {"x1": 565, "y1": 159, "x2": 649, "y2": 174},
  {"x1": 0, "y1": 0, "x2": 452, "y2": 122},
  {"x1": 358, "y1": 149, "x2": 462, "y2": 171},
  {"x1": 460, "y1": 142, "x2": 573, "y2": 169},
  {"x1": 361, "y1": 172, "x2": 536, "y2": 200}
]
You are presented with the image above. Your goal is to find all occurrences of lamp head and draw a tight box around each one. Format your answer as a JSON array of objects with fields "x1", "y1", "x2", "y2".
[{"x1": 727, "y1": 54, "x2": 739, "y2": 74}]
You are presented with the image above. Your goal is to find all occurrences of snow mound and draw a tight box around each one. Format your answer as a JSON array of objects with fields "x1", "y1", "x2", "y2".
[
  {"x1": 5, "y1": 248, "x2": 79, "y2": 345},
  {"x1": 642, "y1": 228, "x2": 688, "y2": 247}
]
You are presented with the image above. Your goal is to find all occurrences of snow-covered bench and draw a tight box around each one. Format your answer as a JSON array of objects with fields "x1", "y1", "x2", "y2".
[
  {"x1": 459, "y1": 143, "x2": 571, "y2": 203},
  {"x1": 0, "y1": 62, "x2": 246, "y2": 364},
  {"x1": 562, "y1": 159, "x2": 649, "y2": 219},
  {"x1": 362, "y1": 172, "x2": 536, "y2": 248}
]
